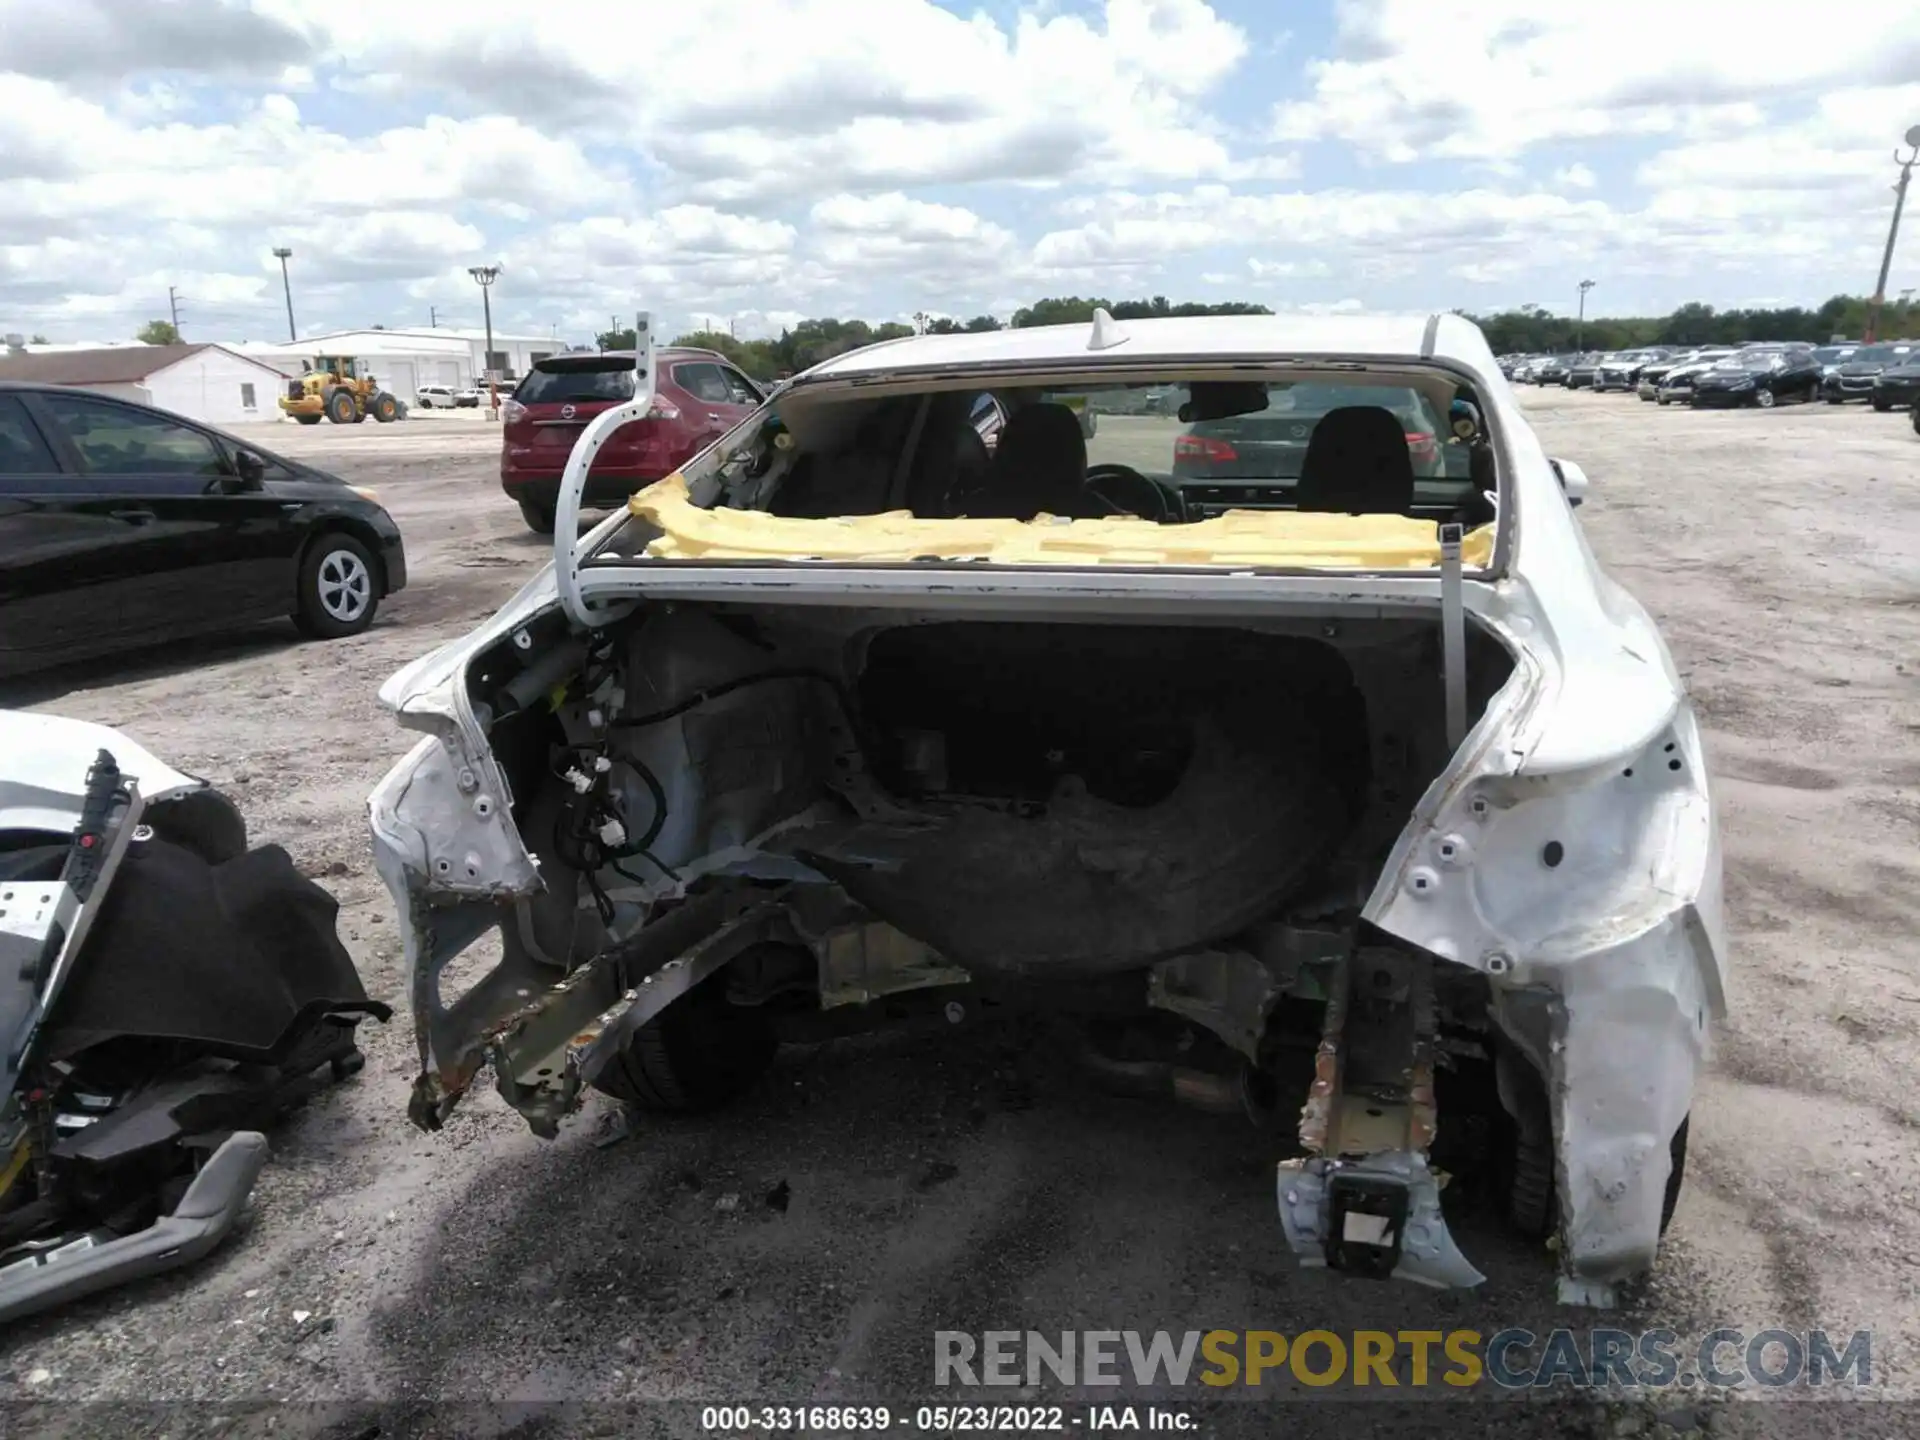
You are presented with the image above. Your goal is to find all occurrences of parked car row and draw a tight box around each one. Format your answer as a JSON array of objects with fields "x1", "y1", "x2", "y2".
[{"x1": 1500, "y1": 340, "x2": 1920, "y2": 413}]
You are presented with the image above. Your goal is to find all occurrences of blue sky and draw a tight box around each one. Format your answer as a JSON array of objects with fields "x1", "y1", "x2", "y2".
[{"x1": 1, "y1": 0, "x2": 1916, "y2": 345}]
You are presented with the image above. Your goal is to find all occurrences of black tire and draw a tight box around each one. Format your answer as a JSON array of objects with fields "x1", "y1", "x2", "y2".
[
  {"x1": 1507, "y1": 1130, "x2": 1555, "y2": 1239},
  {"x1": 294, "y1": 413, "x2": 323, "y2": 426},
  {"x1": 1661, "y1": 1116, "x2": 1689, "y2": 1234},
  {"x1": 292, "y1": 532, "x2": 379, "y2": 638},
  {"x1": 590, "y1": 964, "x2": 776, "y2": 1114},
  {"x1": 324, "y1": 387, "x2": 358, "y2": 425},
  {"x1": 372, "y1": 392, "x2": 399, "y2": 423},
  {"x1": 1871, "y1": 396, "x2": 1890, "y2": 413},
  {"x1": 518, "y1": 498, "x2": 556, "y2": 534},
  {"x1": 1911, "y1": 404, "x2": 1920, "y2": 436}
]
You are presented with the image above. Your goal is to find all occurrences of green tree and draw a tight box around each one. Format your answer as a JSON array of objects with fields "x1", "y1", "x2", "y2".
[
  {"x1": 137, "y1": 320, "x2": 180, "y2": 344},
  {"x1": 1011, "y1": 296, "x2": 1272, "y2": 328},
  {"x1": 28, "y1": 333, "x2": 48, "y2": 344}
]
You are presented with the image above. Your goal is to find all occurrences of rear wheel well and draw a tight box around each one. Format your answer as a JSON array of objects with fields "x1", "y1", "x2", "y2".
[{"x1": 298, "y1": 519, "x2": 390, "y2": 598}]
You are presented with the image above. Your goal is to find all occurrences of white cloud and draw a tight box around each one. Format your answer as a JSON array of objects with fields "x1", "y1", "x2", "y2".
[
  {"x1": 1273, "y1": 3, "x2": 1919, "y2": 164},
  {"x1": 303, "y1": 0, "x2": 1258, "y2": 204},
  {"x1": 2, "y1": 0, "x2": 1913, "y2": 339}
]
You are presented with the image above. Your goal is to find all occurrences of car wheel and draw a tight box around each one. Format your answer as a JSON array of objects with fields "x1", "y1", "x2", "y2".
[
  {"x1": 590, "y1": 953, "x2": 777, "y2": 1114},
  {"x1": 1911, "y1": 404, "x2": 1920, "y2": 436},
  {"x1": 293, "y1": 533, "x2": 379, "y2": 639},
  {"x1": 294, "y1": 413, "x2": 322, "y2": 426},
  {"x1": 1754, "y1": 388, "x2": 1775, "y2": 408},
  {"x1": 518, "y1": 498, "x2": 556, "y2": 534},
  {"x1": 324, "y1": 387, "x2": 358, "y2": 425},
  {"x1": 1871, "y1": 396, "x2": 1891, "y2": 412},
  {"x1": 371, "y1": 392, "x2": 399, "y2": 423},
  {"x1": 1657, "y1": 393, "x2": 1670, "y2": 406}
]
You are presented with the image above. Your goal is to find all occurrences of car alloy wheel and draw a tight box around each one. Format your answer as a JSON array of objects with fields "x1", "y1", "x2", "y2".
[
  {"x1": 1755, "y1": 388, "x2": 1775, "y2": 409},
  {"x1": 319, "y1": 549, "x2": 371, "y2": 622},
  {"x1": 294, "y1": 533, "x2": 380, "y2": 639}
]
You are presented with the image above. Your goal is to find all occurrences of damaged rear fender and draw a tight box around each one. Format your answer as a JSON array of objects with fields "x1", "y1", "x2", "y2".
[
  {"x1": 1367, "y1": 659, "x2": 1727, "y2": 1301},
  {"x1": 368, "y1": 731, "x2": 544, "y2": 1121}
]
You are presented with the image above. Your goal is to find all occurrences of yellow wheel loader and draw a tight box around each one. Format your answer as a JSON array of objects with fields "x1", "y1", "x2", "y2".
[{"x1": 277, "y1": 356, "x2": 401, "y2": 425}]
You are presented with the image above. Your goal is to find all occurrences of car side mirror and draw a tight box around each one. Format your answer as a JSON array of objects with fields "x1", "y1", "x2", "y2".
[{"x1": 1550, "y1": 457, "x2": 1590, "y2": 508}]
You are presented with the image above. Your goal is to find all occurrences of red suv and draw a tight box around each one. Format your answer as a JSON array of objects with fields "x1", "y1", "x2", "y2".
[{"x1": 499, "y1": 349, "x2": 765, "y2": 532}]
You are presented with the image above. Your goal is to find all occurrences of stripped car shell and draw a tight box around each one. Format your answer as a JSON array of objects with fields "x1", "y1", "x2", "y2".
[{"x1": 369, "y1": 311, "x2": 1727, "y2": 1305}]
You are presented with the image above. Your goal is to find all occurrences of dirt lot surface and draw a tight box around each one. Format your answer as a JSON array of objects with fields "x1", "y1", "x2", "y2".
[{"x1": 3, "y1": 394, "x2": 1916, "y2": 1438}]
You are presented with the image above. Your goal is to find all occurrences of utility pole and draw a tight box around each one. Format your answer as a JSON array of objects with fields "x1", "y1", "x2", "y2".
[
  {"x1": 168, "y1": 285, "x2": 181, "y2": 338},
  {"x1": 468, "y1": 264, "x2": 500, "y2": 413},
  {"x1": 429, "y1": 305, "x2": 438, "y2": 328},
  {"x1": 1575, "y1": 279, "x2": 1594, "y2": 350},
  {"x1": 1864, "y1": 126, "x2": 1920, "y2": 343},
  {"x1": 271, "y1": 247, "x2": 296, "y2": 342}
]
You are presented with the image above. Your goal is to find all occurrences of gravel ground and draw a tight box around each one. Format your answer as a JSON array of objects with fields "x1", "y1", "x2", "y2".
[{"x1": 2, "y1": 393, "x2": 1916, "y2": 1438}]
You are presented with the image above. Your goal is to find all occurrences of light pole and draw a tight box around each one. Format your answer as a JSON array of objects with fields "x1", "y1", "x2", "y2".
[
  {"x1": 1575, "y1": 278, "x2": 1595, "y2": 350},
  {"x1": 271, "y1": 247, "x2": 296, "y2": 342},
  {"x1": 1864, "y1": 126, "x2": 1920, "y2": 343},
  {"x1": 468, "y1": 264, "x2": 500, "y2": 411}
]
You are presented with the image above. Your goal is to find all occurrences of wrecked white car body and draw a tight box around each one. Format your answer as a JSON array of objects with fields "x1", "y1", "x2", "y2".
[{"x1": 369, "y1": 311, "x2": 1726, "y2": 1305}]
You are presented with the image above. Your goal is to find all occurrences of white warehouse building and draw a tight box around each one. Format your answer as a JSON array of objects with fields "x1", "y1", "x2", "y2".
[
  {"x1": 0, "y1": 342, "x2": 293, "y2": 426},
  {"x1": 237, "y1": 327, "x2": 564, "y2": 401}
]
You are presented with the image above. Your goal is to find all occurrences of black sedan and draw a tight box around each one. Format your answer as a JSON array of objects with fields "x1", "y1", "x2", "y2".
[
  {"x1": 0, "y1": 383, "x2": 406, "y2": 678},
  {"x1": 1869, "y1": 356, "x2": 1920, "y2": 412},
  {"x1": 1690, "y1": 351, "x2": 1822, "y2": 409},
  {"x1": 1822, "y1": 342, "x2": 1916, "y2": 403}
]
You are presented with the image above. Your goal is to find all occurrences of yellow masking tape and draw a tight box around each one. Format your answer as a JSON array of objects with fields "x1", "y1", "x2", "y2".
[{"x1": 628, "y1": 473, "x2": 1493, "y2": 570}]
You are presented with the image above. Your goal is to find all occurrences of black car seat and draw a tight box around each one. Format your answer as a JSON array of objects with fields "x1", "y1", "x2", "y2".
[
  {"x1": 967, "y1": 402, "x2": 1088, "y2": 519},
  {"x1": 902, "y1": 410, "x2": 992, "y2": 517},
  {"x1": 1295, "y1": 405, "x2": 1416, "y2": 515}
]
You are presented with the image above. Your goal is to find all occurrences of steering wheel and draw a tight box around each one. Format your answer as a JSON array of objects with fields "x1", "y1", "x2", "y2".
[{"x1": 1083, "y1": 463, "x2": 1172, "y2": 522}]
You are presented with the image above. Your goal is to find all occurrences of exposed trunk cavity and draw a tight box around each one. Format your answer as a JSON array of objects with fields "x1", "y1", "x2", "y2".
[{"x1": 501, "y1": 604, "x2": 1515, "y2": 983}]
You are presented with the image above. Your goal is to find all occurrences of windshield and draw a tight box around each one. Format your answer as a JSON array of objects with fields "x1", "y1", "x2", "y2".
[
  {"x1": 515, "y1": 361, "x2": 638, "y2": 404},
  {"x1": 1811, "y1": 346, "x2": 1853, "y2": 365},
  {"x1": 1718, "y1": 354, "x2": 1784, "y2": 372},
  {"x1": 1850, "y1": 343, "x2": 1909, "y2": 363}
]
